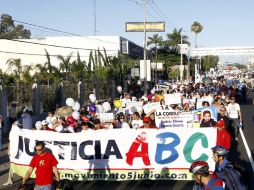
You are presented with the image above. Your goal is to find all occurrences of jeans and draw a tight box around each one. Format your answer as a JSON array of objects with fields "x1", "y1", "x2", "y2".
[
  {"x1": 35, "y1": 184, "x2": 52, "y2": 190},
  {"x1": 230, "y1": 118, "x2": 239, "y2": 138},
  {"x1": 0, "y1": 127, "x2": 2, "y2": 150}
]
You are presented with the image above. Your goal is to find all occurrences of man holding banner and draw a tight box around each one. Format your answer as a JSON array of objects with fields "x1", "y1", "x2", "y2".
[{"x1": 22, "y1": 141, "x2": 60, "y2": 190}]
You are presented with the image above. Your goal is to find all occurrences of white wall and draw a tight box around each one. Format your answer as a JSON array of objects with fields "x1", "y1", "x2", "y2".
[{"x1": 0, "y1": 36, "x2": 123, "y2": 72}]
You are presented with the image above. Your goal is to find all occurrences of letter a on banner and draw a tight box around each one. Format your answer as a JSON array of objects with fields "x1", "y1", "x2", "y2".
[{"x1": 126, "y1": 132, "x2": 151, "y2": 166}]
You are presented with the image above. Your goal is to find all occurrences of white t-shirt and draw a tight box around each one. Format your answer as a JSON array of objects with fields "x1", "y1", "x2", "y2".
[
  {"x1": 122, "y1": 122, "x2": 130, "y2": 129},
  {"x1": 131, "y1": 119, "x2": 143, "y2": 129},
  {"x1": 227, "y1": 103, "x2": 240, "y2": 119}
]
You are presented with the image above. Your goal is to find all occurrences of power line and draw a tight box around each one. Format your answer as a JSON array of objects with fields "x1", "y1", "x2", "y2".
[
  {"x1": 148, "y1": 0, "x2": 180, "y2": 32},
  {"x1": 6, "y1": 38, "x2": 119, "y2": 52},
  {"x1": 4, "y1": 38, "x2": 143, "y2": 57},
  {"x1": 13, "y1": 19, "x2": 118, "y2": 44},
  {"x1": 127, "y1": 0, "x2": 161, "y2": 21},
  {"x1": 0, "y1": 50, "x2": 90, "y2": 57}
]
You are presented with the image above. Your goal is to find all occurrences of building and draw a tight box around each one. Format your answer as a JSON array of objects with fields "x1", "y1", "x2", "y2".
[{"x1": 0, "y1": 36, "x2": 144, "y2": 73}]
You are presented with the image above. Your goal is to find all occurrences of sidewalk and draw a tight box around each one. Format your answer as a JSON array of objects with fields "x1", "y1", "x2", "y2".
[{"x1": 0, "y1": 135, "x2": 22, "y2": 190}]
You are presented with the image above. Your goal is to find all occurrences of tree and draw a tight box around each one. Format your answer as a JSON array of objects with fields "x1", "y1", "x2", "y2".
[
  {"x1": 191, "y1": 21, "x2": 203, "y2": 48},
  {"x1": 70, "y1": 52, "x2": 88, "y2": 80},
  {"x1": 0, "y1": 14, "x2": 31, "y2": 39},
  {"x1": 165, "y1": 28, "x2": 189, "y2": 53},
  {"x1": 6, "y1": 58, "x2": 22, "y2": 73},
  {"x1": 202, "y1": 55, "x2": 219, "y2": 72},
  {"x1": 58, "y1": 52, "x2": 73, "y2": 80},
  {"x1": 42, "y1": 49, "x2": 60, "y2": 85},
  {"x1": 147, "y1": 34, "x2": 163, "y2": 83}
]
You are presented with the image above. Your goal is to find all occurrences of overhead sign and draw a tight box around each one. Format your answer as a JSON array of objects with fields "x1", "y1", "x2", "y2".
[{"x1": 125, "y1": 22, "x2": 165, "y2": 32}]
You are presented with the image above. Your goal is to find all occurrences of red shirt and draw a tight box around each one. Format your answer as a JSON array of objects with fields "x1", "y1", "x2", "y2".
[
  {"x1": 29, "y1": 152, "x2": 58, "y2": 185},
  {"x1": 139, "y1": 124, "x2": 158, "y2": 129},
  {"x1": 216, "y1": 129, "x2": 231, "y2": 149}
]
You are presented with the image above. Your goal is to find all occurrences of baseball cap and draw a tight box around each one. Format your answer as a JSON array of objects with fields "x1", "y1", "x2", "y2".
[
  {"x1": 217, "y1": 120, "x2": 225, "y2": 128},
  {"x1": 143, "y1": 117, "x2": 151, "y2": 123}
]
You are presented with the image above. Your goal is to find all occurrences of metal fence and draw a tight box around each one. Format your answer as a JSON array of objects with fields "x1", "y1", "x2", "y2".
[{"x1": 3, "y1": 81, "x2": 116, "y2": 114}]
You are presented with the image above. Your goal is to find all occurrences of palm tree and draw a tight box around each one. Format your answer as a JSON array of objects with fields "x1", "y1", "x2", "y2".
[
  {"x1": 6, "y1": 58, "x2": 22, "y2": 73},
  {"x1": 58, "y1": 52, "x2": 73, "y2": 81},
  {"x1": 42, "y1": 49, "x2": 60, "y2": 85},
  {"x1": 191, "y1": 21, "x2": 203, "y2": 48},
  {"x1": 70, "y1": 52, "x2": 88, "y2": 80},
  {"x1": 21, "y1": 65, "x2": 33, "y2": 84},
  {"x1": 165, "y1": 28, "x2": 189, "y2": 53},
  {"x1": 147, "y1": 34, "x2": 163, "y2": 83}
]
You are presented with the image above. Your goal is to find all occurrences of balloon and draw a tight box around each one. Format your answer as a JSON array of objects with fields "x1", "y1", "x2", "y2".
[
  {"x1": 150, "y1": 89, "x2": 155, "y2": 94},
  {"x1": 66, "y1": 98, "x2": 75, "y2": 107},
  {"x1": 35, "y1": 121, "x2": 42, "y2": 130},
  {"x1": 72, "y1": 111, "x2": 80, "y2": 120},
  {"x1": 117, "y1": 86, "x2": 122, "y2": 93},
  {"x1": 89, "y1": 94, "x2": 96, "y2": 103},
  {"x1": 96, "y1": 105, "x2": 104, "y2": 113},
  {"x1": 67, "y1": 115, "x2": 75, "y2": 124},
  {"x1": 102, "y1": 102, "x2": 111, "y2": 112},
  {"x1": 113, "y1": 99, "x2": 122, "y2": 109},
  {"x1": 89, "y1": 104, "x2": 97, "y2": 113},
  {"x1": 72, "y1": 102, "x2": 80, "y2": 111},
  {"x1": 155, "y1": 94, "x2": 164, "y2": 102}
]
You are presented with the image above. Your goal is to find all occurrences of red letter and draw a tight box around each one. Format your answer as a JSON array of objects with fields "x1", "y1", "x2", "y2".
[{"x1": 126, "y1": 132, "x2": 151, "y2": 166}]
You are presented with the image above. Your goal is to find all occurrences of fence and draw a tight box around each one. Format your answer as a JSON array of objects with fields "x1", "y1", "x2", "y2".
[{"x1": 0, "y1": 80, "x2": 117, "y2": 133}]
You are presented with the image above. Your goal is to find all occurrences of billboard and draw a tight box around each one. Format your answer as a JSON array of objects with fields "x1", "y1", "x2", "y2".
[{"x1": 125, "y1": 22, "x2": 165, "y2": 32}]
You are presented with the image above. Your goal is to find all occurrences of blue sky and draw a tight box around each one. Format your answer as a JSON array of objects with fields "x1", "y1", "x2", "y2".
[{"x1": 1, "y1": 0, "x2": 254, "y2": 63}]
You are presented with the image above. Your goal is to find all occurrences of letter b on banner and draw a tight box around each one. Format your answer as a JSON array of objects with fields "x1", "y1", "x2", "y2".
[{"x1": 155, "y1": 132, "x2": 180, "y2": 164}]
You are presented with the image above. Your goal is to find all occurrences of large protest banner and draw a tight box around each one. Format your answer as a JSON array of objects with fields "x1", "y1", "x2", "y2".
[{"x1": 9, "y1": 126, "x2": 216, "y2": 181}]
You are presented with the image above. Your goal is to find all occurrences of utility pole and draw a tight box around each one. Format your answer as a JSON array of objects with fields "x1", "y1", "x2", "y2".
[
  {"x1": 93, "y1": 0, "x2": 97, "y2": 36},
  {"x1": 143, "y1": 0, "x2": 148, "y2": 95},
  {"x1": 180, "y1": 33, "x2": 183, "y2": 81}
]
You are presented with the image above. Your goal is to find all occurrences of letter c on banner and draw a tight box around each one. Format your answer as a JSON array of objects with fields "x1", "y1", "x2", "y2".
[{"x1": 183, "y1": 132, "x2": 208, "y2": 162}]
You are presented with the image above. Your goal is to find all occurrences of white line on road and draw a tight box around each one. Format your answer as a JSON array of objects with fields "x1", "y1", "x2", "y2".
[{"x1": 239, "y1": 127, "x2": 254, "y2": 172}]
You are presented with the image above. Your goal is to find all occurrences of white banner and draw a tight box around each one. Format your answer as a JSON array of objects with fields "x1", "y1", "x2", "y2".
[
  {"x1": 97, "y1": 113, "x2": 114, "y2": 123},
  {"x1": 155, "y1": 111, "x2": 194, "y2": 128},
  {"x1": 9, "y1": 126, "x2": 216, "y2": 181},
  {"x1": 164, "y1": 93, "x2": 182, "y2": 105},
  {"x1": 143, "y1": 102, "x2": 161, "y2": 114}
]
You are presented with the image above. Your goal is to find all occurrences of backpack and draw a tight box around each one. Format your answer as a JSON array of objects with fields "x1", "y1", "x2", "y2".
[{"x1": 215, "y1": 162, "x2": 248, "y2": 190}]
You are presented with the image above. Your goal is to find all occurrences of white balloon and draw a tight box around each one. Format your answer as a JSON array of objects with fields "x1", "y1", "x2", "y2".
[
  {"x1": 66, "y1": 98, "x2": 75, "y2": 107},
  {"x1": 102, "y1": 102, "x2": 111, "y2": 112},
  {"x1": 117, "y1": 86, "x2": 122, "y2": 93},
  {"x1": 96, "y1": 105, "x2": 104, "y2": 113},
  {"x1": 89, "y1": 94, "x2": 96, "y2": 103},
  {"x1": 35, "y1": 121, "x2": 42, "y2": 130},
  {"x1": 72, "y1": 111, "x2": 80, "y2": 120},
  {"x1": 72, "y1": 102, "x2": 81, "y2": 111}
]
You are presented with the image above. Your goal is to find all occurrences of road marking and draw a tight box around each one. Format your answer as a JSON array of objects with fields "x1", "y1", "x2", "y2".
[{"x1": 239, "y1": 127, "x2": 254, "y2": 172}]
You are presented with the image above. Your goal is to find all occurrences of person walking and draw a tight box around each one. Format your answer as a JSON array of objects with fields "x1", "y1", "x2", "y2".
[
  {"x1": 226, "y1": 97, "x2": 242, "y2": 141},
  {"x1": 22, "y1": 141, "x2": 60, "y2": 190}
]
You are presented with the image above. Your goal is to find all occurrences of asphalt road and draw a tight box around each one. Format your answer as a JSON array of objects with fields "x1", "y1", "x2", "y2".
[{"x1": 1, "y1": 91, "x2": 254, "y2": 190}]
